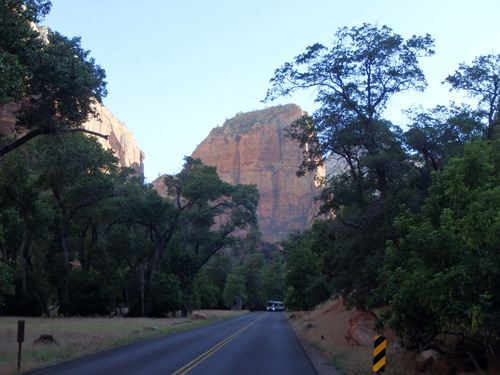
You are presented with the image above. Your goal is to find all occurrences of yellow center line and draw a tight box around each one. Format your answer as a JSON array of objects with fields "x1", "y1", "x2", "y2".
[{"x1": 170, "y1": 313, "x2": 268, "y2": 375}]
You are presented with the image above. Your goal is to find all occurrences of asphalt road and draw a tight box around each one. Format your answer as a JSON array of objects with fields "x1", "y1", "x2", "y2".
[{"x1": 26, "y1": 312, "x2": 318, "y2": 375}]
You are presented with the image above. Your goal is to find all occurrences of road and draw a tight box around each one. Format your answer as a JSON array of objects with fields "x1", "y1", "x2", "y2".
[{"x1": 26, "y1": 312, "x2": 318, "y2": 375}]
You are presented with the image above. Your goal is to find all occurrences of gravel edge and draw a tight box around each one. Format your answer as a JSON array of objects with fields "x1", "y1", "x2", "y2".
[{"x1": 292, "y1": 328, "x2": 342, "y2": 375}]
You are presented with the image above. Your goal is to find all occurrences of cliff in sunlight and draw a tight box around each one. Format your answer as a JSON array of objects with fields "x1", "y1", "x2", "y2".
[{"x1": 153, "y1": 104, "x2": 324, "y2": 243}]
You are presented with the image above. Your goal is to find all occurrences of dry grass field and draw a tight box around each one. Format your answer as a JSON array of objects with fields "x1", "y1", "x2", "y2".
[{"x1": 0, "y1": 310, "x2": 246, "y2": 375}]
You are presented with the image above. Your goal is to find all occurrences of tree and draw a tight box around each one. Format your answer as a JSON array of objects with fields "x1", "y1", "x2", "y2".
[
  {"x1": 445, "y1": 54, "x2": 500, "y2": 140},
  {"x1": 262, "y1": 251, "x2": 285, "y2": 302},
  {"x1": 265, "y1": 24, "x2": 434, "y2": 309},
  {"x1": 240, "y1": 253, "x2": 266, "y2": 311},
  {"x1": 164, "y1": 158, "x2": 259, "y2": 314},
  {"x1": 265, "y1": 23, "x2": 434, "y2": 200},
  {"x1": 402, "y1": 104, "x2": 484, "y2": 193},
  {"x1": 281, "y1": 230, "x2": 326, "y2": 310},
  {"x1": 0, "y1": 144, "x2": 56, "y2": 315},
  {"x1": 0, "y1": 0, "x2": 51, "y2": 104},
  {"x1": 378, "y1": 140, "x2": 500, "y2": 348},
  {"x1": 0, "y1": 261, "x2": 14, "y2": 308},
  {"x1": 119, "y1": 157, "x2": 259, "y2": 316},
  {"x1": 0, "y1": 0, "x2": 108, "y2": 157},
  {"x1": 195, "y1": 254, "x2": 231, "y2": 309},
  {"x1": 33, "y1": 133, "x2": 119, "y2": 311},
  {"x1": 222, "y1": 273, "x2": 246, "y2": 310}
]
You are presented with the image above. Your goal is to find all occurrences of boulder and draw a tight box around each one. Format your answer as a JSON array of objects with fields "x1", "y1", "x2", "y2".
[
  {"x1": 33, "y1": 334, "x2": 59, "y2": 346},
  {"x1": 191, "y1": 313, "x2": 207, "y2": 321},
  {"x1": 345, "y1": 310, "x2": 379, "y2": 346},
  {"x1": 415, "y1": 349, "x2": 442, "y2": 372}
]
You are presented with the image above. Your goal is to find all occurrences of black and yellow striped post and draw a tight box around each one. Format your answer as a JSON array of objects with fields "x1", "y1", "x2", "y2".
[{"x1": 373, "y1": 335, "x2": 386, "y2": 373}]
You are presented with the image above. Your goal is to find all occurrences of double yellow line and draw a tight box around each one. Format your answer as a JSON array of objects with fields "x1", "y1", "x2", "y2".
[{"x1": 171, "y1": 313, "x2": 268, "y2": 375}]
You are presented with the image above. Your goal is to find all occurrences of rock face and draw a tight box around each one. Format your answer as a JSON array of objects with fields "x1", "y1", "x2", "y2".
[
  {"x1": 345, "y1": 310, "x2": 380, "y2": 346},
  {"x1": 154, "y1": 104, "x2": 323, "y2": 243},
  {"x1": 0, "y1": 102, "x2": 144, "y2": 175},
  {"x1": 84, "y1": 103, "x2": 144, "y2": 175}
]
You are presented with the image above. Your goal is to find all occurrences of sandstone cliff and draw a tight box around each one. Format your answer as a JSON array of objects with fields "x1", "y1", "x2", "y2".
[
  {"x1": 84, "y1": 103, "x2": 144, "y2": 175},
  {"x1": 154, "y1": 104, "x2": 323, "y2": 243},
  {"x1": 0, "y1": 102, "x2": 144, "y2": 175}
]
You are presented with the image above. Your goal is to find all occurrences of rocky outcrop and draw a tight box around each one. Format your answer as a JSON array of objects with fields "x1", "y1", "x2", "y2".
[
  {"x1": 345, "y1": 310, "x2": 380, "y2": 346},
  {"x1": 154, "y1": 104, "x2": 323, "y2": 243},
  {"x1": 0, "y1": 102, "x2": 144, "y2": 175},
  {"x1": 84, "y1": 103, "x2": 144, "y2": 175}
]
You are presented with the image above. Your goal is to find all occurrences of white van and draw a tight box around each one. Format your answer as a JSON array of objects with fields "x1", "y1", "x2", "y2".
[{"x1": 266, "y1": 301, "x2": 284, "y2": 311}]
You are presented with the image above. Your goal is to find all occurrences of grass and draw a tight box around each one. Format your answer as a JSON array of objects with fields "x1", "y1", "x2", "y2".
[{"x1": 0, "y1": 310, "x2": 246, "y2": 375}]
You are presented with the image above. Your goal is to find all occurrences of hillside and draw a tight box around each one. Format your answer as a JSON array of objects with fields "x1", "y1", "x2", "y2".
[{"x1": 289, "y1": 300, "x2": 500, "y2": 375}]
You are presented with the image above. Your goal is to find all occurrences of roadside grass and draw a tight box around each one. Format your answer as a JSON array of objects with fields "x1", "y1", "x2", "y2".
[
  {"x1": 327, "y1": 346, "x2": 374, "y2": 374},
  {"x1": 0, "y1": 310, "x2": 246, "y2": 375}
]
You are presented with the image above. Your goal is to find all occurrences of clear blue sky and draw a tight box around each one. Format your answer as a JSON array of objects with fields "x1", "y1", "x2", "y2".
[{"x1": 43, "y1": 0, "x2": 500, "y2": 182}]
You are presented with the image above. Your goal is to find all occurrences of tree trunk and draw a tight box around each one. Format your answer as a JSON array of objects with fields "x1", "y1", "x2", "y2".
[
  {"x1": 138, "y1": 264, "x2": 145, "y2": 317},
  {"x1": 61, "y1": 218, "x2": 71, "y2": 312},
  {"x1": 19, "y1": 217, "x2": 28, "y2": 293}
]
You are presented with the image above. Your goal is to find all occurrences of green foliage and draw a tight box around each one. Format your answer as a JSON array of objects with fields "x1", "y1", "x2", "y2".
[
  {"x1": 0, "y1": 0, "x2": 107, "y2": 157},
  {"x1": 0, "y1": 261, "x2": 14, "y2": 307},
  {"x1": 266, "y1": 23, "x2": 434, "y2": 200},
  {"x1": 239, "y1": 253, "x2": 266, "y2": 310},
  {"x1": 161, "y1": 157, "x2": 258, "y2": 314},
  {"x1": 445, "y1": 54, "x2": 500, "y2": 140},
  {"x1": 194, "y1": 271, "x2": 222, "y2": 309},
  {"x1": 265, "y1": 24, "x2": 437, "y2": 310},
  {"x1": 281, "y1": 230, "x2": 328, "y2": 310},
  {"x1": 194, "y1": 254, "x2": 231, "y2": 309},
  {"x1": 0, "y1": 0, "x2": 51, "y2": 104},
  {"x1": 58, "y1": 269, "x2": 115, "y2": 317},
  {"x1": 378, "y1": 140, "x2": 500, "y2": 346},
  {"x1": 403, "y1": 104, "x2": 484, "y2": 179},
  {"x1": 261, "y1": 251, "x2": 285, "y2": 301},
  {"x1": 222, "y1": 273, "x2": 246, "y2": 309},
  {"x1": 148, "y1": 272, "x2": 183, "y2": 317}
]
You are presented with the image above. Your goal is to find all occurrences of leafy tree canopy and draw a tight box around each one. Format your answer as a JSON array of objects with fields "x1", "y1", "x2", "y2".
[
  {"x1": 378, "y1": 140, "x2": 500, "y2": 347},
  {"x1": 0, "y1": 0, "x2": 108, "y2": 157},
  {"x1": 445, "y1": 54, "x2": 500, "y2": 140}
]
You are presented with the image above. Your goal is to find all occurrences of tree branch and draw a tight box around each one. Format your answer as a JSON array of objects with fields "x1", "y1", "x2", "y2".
[{"x1": 0, "y1": 127, "x2": 109, "y2": 157}]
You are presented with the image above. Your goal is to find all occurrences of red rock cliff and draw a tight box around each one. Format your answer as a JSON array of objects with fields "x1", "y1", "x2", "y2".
[
  {"x1": 154, "y1": 104, "x2": 323, "y2": 243},
  {"x1": 0, "y1": 102, "x2": 144, "y2": 175}
]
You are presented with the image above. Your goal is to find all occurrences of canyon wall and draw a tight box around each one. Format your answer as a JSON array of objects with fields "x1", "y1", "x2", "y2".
[
  {"x1": 0, "y1": 102, "x2": 144, "y2": 175},
  {"x1": 84, "y1": 103, "x2": 144, "y2": 175},
  {"x1": 154, "y1": 104, "x2": 323, "y2": 243}
]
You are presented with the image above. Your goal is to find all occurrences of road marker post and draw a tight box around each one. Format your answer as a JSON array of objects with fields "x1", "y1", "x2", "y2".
[
  {"x1": 17, "y1": 320, "x2": 25, "y2": 372},
  {"x1": 373, "y1": 335, "x2": 386, "y2": 373}
]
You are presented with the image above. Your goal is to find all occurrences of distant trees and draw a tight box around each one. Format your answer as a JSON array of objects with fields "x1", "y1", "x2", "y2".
[{"x1": 267, "y1": 23, "x2": 500, "y2": 352}]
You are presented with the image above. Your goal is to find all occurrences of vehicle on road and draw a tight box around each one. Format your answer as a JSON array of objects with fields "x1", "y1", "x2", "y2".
[{"x1": 266, "y1": 300, "x2": 284, "y2": 311}]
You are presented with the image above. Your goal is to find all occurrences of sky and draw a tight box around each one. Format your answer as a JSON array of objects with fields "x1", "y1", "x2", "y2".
[{"x1": 43, "y1": 0, "x2": 500, "y2": 182}]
